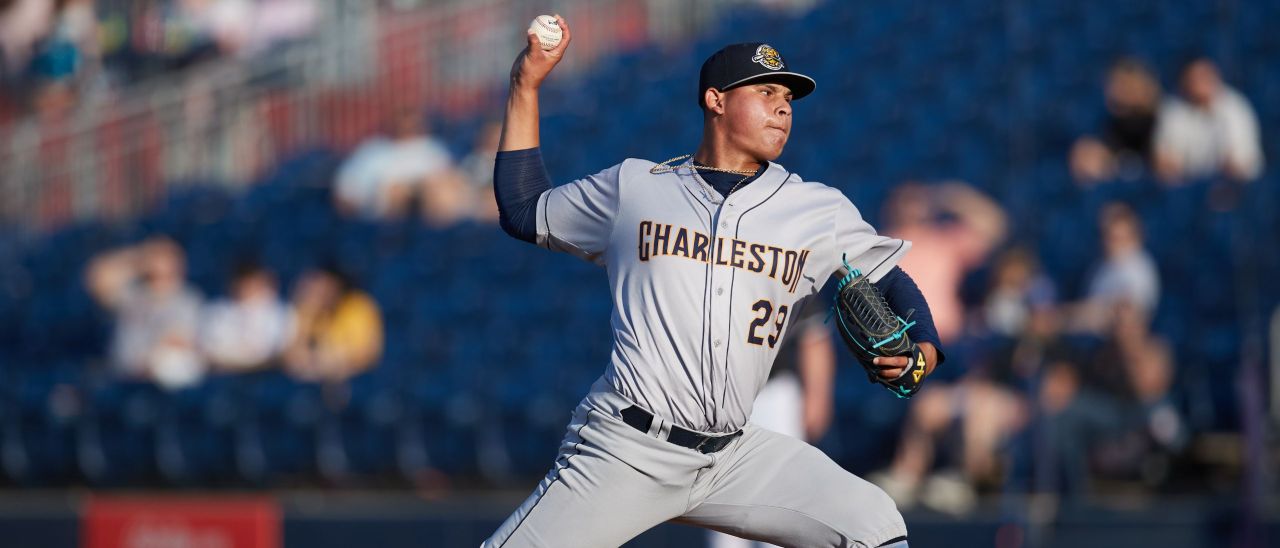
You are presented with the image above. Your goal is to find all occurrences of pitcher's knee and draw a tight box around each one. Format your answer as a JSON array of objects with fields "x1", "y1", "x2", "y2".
[{"x1": 828, "y1": 476, "x2": 907, "y2": 546}]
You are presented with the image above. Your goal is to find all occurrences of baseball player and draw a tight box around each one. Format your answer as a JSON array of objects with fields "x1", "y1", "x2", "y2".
[{"x1": 485, "y1": 16, "x2": 943, "y2": 548}]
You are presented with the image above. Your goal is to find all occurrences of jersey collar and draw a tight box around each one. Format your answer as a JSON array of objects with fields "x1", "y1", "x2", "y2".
[{"x1": 680, "y1": 159, "x2": 790, "y2": 207}]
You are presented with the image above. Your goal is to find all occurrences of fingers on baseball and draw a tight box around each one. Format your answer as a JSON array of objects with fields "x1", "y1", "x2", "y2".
[{"x1": 551, "y1": 15, "x2": 571, "y2": 53}]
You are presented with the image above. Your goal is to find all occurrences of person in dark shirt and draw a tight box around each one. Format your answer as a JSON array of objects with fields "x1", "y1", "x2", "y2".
[
  {"x1": 1070, "y1": 58, "x2": 1162, "y2": 185},
  {"x1": 1039, "y1": 300, "x2": 1182, "y2": 496}
]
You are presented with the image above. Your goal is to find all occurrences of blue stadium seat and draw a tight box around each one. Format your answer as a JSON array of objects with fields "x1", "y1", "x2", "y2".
[
  {"x1": 1, "y1": 363, "x2": 84, "y2": 485},
  {"x1": 80, "y1": 379, "x2": 163, "y2": 486},
  {"x1": 237, "y1": 372, "x2": 324, "y2": 484},
  {"x1": 153, "y1": 376, "x2": 244, "y2": 485},
  {"x1": 326, "y1": 368, "x2": 405, "y2": 481}
]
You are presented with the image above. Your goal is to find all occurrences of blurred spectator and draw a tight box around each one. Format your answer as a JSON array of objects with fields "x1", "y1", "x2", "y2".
[
  {"x1": 872, "y1": 249, "x2": 1050, "y2": 515},
  {"x1": 1039, "y1": 301, "x2": 1180, "y2": 496},
  {"x1": 0, "y1": 0, "x2": 57, "y2": 81},
  {"x1": 199, "y1": 262, "x2": 293, "y2": 373},
  {"x1": 86, "y1": 236, "x2": 206, "y2": 389},
  {"x1": 1067, "y1": 202, "x2": 1159, "y2": 334},
  {"x1": 1153, "y1": 57, "x2": 1263, "y2": 183},
  {"x1": 196, "y1": 0, "x2": 318, "y2": 58},
  {"x1": 334, "y1": 108, "x2": 470, "y2": 225},
  {"x1": 877, "y1": 181, "x2": 1009, "y2": 513},
  {"x1": 459, "y1": 119, "x2": 502, "y2": 223},
  {"x1": 241, "y1": 0, "x2": 318, "y2": 56},
  {"x1": 3, "y1": 0, "x2": 317, "y2": 111},
  {"x1": 1070, "y1": 58, "x2": 1162, "y2": 185},
  {"x1": 283, "y1": 265, "x2": 383, "y2": 382},
  {"x1": 26, "y1": 0, "x2": 99, "y2": 84},
  {"x1": 982, "y1": 248, "x2": 1059, "y2": 340},
  {"x1": 708, "y1": 300, "x2": 837, "y2": 548},
  {"x1": 886, "y1": 181, "x2": 1008, "y2": 343}
]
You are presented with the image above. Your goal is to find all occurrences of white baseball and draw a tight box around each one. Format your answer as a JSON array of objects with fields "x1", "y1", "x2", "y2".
[{"x1": 528, "y1": 15, "x2": 562, "y2": 50}]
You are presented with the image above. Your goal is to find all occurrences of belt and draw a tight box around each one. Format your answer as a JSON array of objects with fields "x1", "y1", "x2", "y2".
[{"x1": 620, "y1": 406, "x2": 742, "y2": 454}]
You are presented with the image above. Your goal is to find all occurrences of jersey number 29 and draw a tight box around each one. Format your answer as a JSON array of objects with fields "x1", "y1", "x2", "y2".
[{"x1": 747, "y1": 299, "x2": 788, "y2": 348}]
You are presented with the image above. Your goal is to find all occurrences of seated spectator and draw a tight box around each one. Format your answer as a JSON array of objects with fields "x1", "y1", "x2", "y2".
[
  {"x1": 334, "y1": 108, "x2": 470, "y2": 225},
  {"x1": 283, "y1": 265, "x2": 383, "y2": 382},
  {"x1": 199, "y1": 262, "x2": 293, "y2": 373},
  {"x1": 1153, "y1": 57, "x2": 1264, "y2": 184},
  {"x1": 1070, "y1": 58, "x2": 1162, "y2": 185},
  {"x1": 204, "y1": 0, "x2": 318, "y2": 58},
  {"x1": 0, "y1": 0, "x2": 56, "y2": 82},
  {"x1": 887, "y1": 181, "x2": 1008, "y2": 343},
  {"x1": 1066, "y1": 202, "x2": 1159, "y2": 334},
  {"x1": 459, "y1": 119, "x2": 503, "y2": 223},
  {"x1": 1039, "y1": 301, "x2": 1180, "y2": 496},
  {"x1": 26, "y1": 0, "x2": 98, "y2": 85},
  {"x1": 86, "y1": 236, "x2": 205, "y2": 389},
  {"x1": 872, "y1": 248, "x2": 1051, "y2": 515},
  {"x1": 876, "y1": 183, "x2": 1009, "y2": 513}
]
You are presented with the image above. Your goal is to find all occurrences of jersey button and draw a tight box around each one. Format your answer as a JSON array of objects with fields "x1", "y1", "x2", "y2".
[
  {"x1": 716, "y1": 287, "x2": 724, "y2": 295},
  {"x1": 720, "y1": 221, "x2": 728, "y2": 229},
  {"x1": 713, "y1": 339, "x2": 722, "y2": 347}
]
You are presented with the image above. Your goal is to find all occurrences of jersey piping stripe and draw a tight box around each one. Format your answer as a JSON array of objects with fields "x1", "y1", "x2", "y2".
[
  {"x1": 684, "y1": 171, "x2": 721, "y2": 427},
  {"x1": 707, "y1": 206, "x2": 723, "y2": 426},
  {"x1": 495, "y1": 409, "x2": 595, "y2": 548},
  {"x1": 683, "y1": 184, "x2": 717, "y2": 428},
  {"x1": 877, "y1": 535, "x2": 909, "y2": 547},
  {"x1": 863, "y1": 240, "x2": 905, "y2": 280},
  {"x1": 718, "y1": 171, "x2": 790, "y2": 425}
]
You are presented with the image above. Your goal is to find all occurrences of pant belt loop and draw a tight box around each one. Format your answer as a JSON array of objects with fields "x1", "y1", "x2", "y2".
[{"x1": 648, "y1": 413, "x2": 668, "y2": 440}]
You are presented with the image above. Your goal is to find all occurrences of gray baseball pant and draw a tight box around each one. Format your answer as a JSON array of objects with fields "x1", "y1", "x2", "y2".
[{"x1": 483, "y1": 378, "x2": 908, "y2": 548}]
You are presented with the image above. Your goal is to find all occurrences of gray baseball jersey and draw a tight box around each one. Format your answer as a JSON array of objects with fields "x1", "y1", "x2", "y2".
[{"x1": 535, "y1": 158, "x2": 909, "y2": 434}]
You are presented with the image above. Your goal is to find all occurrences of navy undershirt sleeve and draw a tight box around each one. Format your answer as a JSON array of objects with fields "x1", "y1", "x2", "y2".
[
  {"x1": 874, "y1": 266, "x2": 945, "y2": 364},
  {"x1": 493, "y1": 147, "x2": 551, "y2": 243}
]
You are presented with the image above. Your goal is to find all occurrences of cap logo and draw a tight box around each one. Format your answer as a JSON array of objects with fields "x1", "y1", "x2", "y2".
[{"x1": 751, "y1": 44, "x2": 784, "y2": 71}]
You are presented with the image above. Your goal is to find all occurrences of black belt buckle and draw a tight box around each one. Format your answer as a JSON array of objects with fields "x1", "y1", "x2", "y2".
[{"x1": 691, "y1": 429, "x2": 742, "y2": 454}]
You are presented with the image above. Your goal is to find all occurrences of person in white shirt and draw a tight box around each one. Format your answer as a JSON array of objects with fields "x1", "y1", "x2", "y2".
[
  {"x1": 334, "y1": 108, "x2": 466, "y2": 224},
  {"x1": 1068, "y1": 203, "x2": 1160, "y2": 334},
  {"x1": 86, "y1": 236, "x2": 205, "y2": 389},
  {"x1": 199, "y1": 263, "x2": 293, "y2": 373},
  {"x1": 1154, "y1": 57, "x2": 1263, "y2": 184}
]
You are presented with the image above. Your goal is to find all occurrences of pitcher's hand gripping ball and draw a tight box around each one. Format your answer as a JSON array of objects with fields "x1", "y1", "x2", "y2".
[
  {"x1": 830, "y1": 256, "x2": 927, "y2": 398},
  {"x1": 528, "y1": 15, "x2": 563, "y2": 50}
]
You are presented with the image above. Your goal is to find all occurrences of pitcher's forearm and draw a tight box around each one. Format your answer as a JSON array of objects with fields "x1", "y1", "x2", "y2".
[{"x1": 500, "y1": 86, "x2": 541, "y2": 152}]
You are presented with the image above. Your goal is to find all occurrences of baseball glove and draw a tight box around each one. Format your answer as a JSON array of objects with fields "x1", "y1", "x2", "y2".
[{"x1": 829, "y1": 256, "x2": 927, "y2": 398}]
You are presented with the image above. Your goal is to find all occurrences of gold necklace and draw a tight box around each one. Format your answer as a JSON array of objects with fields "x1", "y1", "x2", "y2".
[{"x1": 649, "y1": 154, "x2": 760, "y2": 196}]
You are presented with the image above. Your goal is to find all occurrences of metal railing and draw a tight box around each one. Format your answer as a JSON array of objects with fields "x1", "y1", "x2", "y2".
[{"x1": 0, "y1": 0, "x2": 811, "y2": 232}]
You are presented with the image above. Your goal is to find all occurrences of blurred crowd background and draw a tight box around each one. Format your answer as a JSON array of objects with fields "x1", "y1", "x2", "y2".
[{"x1": 0, "y1": 0, "x2": 1277, "y2": 546}]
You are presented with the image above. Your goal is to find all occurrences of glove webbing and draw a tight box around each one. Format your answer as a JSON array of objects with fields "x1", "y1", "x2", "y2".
[{"x1": 827, "y1": 254, "x2": 916, "y2": 353}]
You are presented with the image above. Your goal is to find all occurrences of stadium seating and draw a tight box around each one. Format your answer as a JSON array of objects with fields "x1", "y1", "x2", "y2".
[{"x1": 0, "y1": 0, "x2": 1275, "y2": 487}]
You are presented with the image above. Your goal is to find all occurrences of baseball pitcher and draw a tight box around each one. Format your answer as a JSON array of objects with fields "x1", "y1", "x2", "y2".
[{"x1": 484, "y1": 16, "x2": 944, "y2": 548}]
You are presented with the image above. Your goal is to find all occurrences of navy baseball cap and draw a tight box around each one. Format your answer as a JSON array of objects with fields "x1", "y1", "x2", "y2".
[{"x1": 697, "y1": 42, "x2": 816, "y2": 108}]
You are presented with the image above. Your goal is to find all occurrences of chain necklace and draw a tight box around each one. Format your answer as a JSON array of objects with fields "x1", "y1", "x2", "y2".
[{"x1": 649, "y1": 154, "x2": 760, "y2": 196}]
